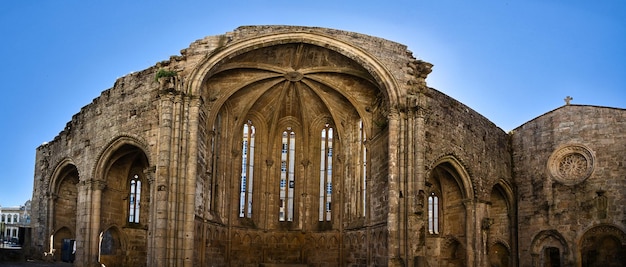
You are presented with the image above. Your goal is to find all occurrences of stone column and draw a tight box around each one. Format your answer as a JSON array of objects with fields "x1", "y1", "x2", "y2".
[
  {"x1": 73, "y1": 181, "x2": 88, "y2": 265},
  {"x1": 45, "y1": 193, "x2": 57, "y2": 254},
  {"x1": 170, "y1": 93, "x2": 184, "y2": 267},
  {"x1": 154, "y1": 90, "x2": 175, "y2": 267},
  {"x1": 144, "y1": 167, "x2": 156, "y2": 267},
  {"x1": 386, "y1": 108, "x2": 404, "y2": 266},
  {"x1": 154, "y1": 78, "x2": 197, "y2": 266},
  {"x1": 182, "y1": 96, "x2": 201, "y2": 267},
  {"x1": 463, "y1": 199, "x2": 476, "y2": 267},
  {"x1": 263, "y1": 159, "x2": 274, "y2": 231},
  {"x1": 76, "y1": 180, "x2": 92, "y2": 265},
  {"x1": 407, "y1": 86, "x2": 429, "y2": 267},
  {"x1": 476, "y1": 201, "x2": 492, "y2": 267},
  {"x1": 88, "y1": 180, "x2": 106, "y2": 267},
  {"x1": 397, "y1": 108, "x2": 409, "y2": 266}
]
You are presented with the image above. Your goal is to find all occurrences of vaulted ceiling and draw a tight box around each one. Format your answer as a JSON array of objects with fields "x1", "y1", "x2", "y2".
[{"x1": 204, "y1": 43, "x2": 382, "y2": 138}]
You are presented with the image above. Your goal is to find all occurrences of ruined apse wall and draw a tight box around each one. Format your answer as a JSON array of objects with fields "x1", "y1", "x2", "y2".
[
  {"x1": 184, "y1": 26, "x2": 422, "y2": 266},
  {"x1": 511, "y1": 105, "x2": 626, "y2": 266}
]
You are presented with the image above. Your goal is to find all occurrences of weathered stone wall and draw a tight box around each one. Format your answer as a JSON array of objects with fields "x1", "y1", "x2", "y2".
[
  {"x1": 512, "y1": 105, "x2": 626, "y2": 266},
  {"x1": 415, "y1": 88, "x2": 513, "y2": 266},
  {"x1": 423, "y1": 88, "x2": 512, "y2": 199},
  {"x1": 31, "y1": 68, "x2": 161, "y2": 265}
]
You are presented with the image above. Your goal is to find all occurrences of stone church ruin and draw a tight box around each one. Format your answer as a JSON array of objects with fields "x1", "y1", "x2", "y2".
[{"x1": 29, "y1": 26, "x2": 626, "y2": 266}]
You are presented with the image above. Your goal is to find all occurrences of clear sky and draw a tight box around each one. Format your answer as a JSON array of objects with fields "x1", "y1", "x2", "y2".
[{"x1": 0, "y1": 1, "x2": 624, "y2": 207}]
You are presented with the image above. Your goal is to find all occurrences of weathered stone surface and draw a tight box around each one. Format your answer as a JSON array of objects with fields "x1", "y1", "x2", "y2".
[{"x1": 28, "y1": 26, "x2": 625, "y2": 267}]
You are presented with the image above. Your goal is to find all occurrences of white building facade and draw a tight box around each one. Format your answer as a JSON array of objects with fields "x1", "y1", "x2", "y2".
[{"x1": 0, "y1": 200, "x2": 31, "y2": 243}]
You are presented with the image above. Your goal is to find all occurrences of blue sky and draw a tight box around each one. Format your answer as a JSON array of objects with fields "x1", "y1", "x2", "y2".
[{"x1": 0, "y1": 1, "x2": 624, "y2": 207}]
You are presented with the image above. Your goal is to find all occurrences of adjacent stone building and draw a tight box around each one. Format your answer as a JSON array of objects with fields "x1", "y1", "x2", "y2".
[{"x1": 29, "y1": 26, "x2": 625, "y2": 266}]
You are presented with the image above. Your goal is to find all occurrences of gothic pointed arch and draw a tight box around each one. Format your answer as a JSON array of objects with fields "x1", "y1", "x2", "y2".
[
  {"x1": 48, "y1": 159, "x2": 79, "y2": 262},
  {"x1": 488, "y1": 241, "x2": 511, "y2": 267},
  {"x1": 98, "y1": 225, "x2": 127, "y2": 267},
  {"x1": 51, "y1": 226, "x2": 74, "y2": 262},
  {"x1": 530, "y1": 230, "x2": 569, "y2": 267},
  {"x1": 194, "y1": 31, "x2": 394, "y2": 236},
  {"x1": 92, "y1": 135, "x2": 152, "y2": 267},
  {"x1": 92, "y1": 134, "x2": 152, "y2": 182},
  {"x1": 187, "y1": 31, "x2": 401, "y2": 113},
  {"x1": 488, "y1": 182, "x2": 514, "y2": 267},
  {"x1": 579, "y1": 224, "x2": 626, "y2": 266},
  {"x1": 48, "y1": 158, "x2": 79, "y2": 195},
  {"x1": 426, "y1": 155, "x2": 474, "y2": 237},
  {"x1": 428, "y1": 155, "x2": 475, "y2": 200}
]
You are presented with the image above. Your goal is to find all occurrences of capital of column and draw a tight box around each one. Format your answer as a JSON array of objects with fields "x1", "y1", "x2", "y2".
[
  {"x1": 300, "y1": 159, "x2": 310, "y2": 167},
  {"x1": 144, "y1": 166, "x2": 156, "y2": 184},
  {"x1": 80, "y1": 179, "x2": 107, "y2": 191}
]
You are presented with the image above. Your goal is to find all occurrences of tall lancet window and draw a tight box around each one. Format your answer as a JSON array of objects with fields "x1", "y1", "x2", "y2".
[
  {"x1": 319, "y1": 124, "x2": 333, "y2": 221},
  {"x1": 279, "y1": 127, "x2": 296, "y2": 222},
  {"x1": 128, "y1": 174, "x2": 141, "y2": 223},
  {"x1": 358, "y1": 119, "x2": 367, "y2": 216},
  {"x1": 428, "y1": 192, "x2": 439, "y2": 234},
  {"x1": 239, "y1": 121, "x2": 255, "y2": 218}
]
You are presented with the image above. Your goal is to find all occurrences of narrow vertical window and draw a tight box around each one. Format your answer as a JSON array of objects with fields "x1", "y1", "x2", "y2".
[
  {"x1": 359, "y1": 119, "x2": 367, "y2": 216},
  {"x1": 319, "y1": 124, "x2": 333, "y2": 221},
  {"x1": 279, "y1": 127, "x2": 296, "y2": 222},
  {"x1": 239, "y1": 121, "x2": 255, "y2": 218},
  {"x1": 428, "y1": 192, "x2": 439, "y2": 234},
  {"x1": 129, "y1": 174, "x2": 141, "y2": 223}
]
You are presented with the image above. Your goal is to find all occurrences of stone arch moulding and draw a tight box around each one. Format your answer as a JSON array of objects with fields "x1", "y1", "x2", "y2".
[
  {"x1": 52, "y1": 226, "x2": 75, "y2": 240},
  {"x1": 428, "y1": 154, "x2": 475, "y2": 200},
  {"x1": 91, "y1": 134, "x2": 152, "y2": 182},
  {"x1": 579, "y1": 223, "x2": 626, "y2": 246},
  {"x1": 547, "y1": 143, "x2": 595, "y2": 186},
  {"x1": 99, "y1": 225, "x2": 127, "y2": 247},
  {"x1": 187, "y1": 31, "x2": 401, "y2": 121},
  {"x1": 530, "y1": 229, "x2": 569, "y2": 256},
  {"x1": 578, "y1": 224, "x2": 626, "y2": 266},
  {"x1": 98, "y1": 225, "x2": 128, "y2": 264},
  {"x1": 48, "y1": 158, "x2": 79, "y2": 195},
  {"x1": 488, "y1": 238, "x2": 511, "y2": 252},
  {"x1": 491, "y1": 179, "x2": 515, "y2": 212}
]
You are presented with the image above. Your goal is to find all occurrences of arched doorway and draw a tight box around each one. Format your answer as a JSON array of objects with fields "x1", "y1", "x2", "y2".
[
  {"x1": 580, "y1": 225, "x2": 626, "y2": 267},
  {"x1": 98, "y1": 227, "x2": 124, "y2": 267},
  {"x1": 51, "y1": 227, "x2": 74, "y2": 262},
  {"x1": 530, "y1": 230, "x2": 569, "y2": 267},
  {"x1": 488, "y1": 242, "x2": 510, "y2": 267},
  {"x1": 50, "y1": 163, "x2": 79, "y2": 262}
]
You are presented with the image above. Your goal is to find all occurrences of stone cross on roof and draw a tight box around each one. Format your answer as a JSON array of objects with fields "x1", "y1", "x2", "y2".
[{"x1": 564, "y1": 96, "x2": 573, "y2": 105}]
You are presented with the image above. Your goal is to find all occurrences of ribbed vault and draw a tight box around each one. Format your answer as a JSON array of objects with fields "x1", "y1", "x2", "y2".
[{"x1": 204, "y1": 43, "x2": 383, "y2": 138}]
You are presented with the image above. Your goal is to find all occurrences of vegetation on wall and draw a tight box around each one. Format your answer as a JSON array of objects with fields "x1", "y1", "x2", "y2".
[{"x1": 155, "y1": 69, "x2": 177, "y2": 82}]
